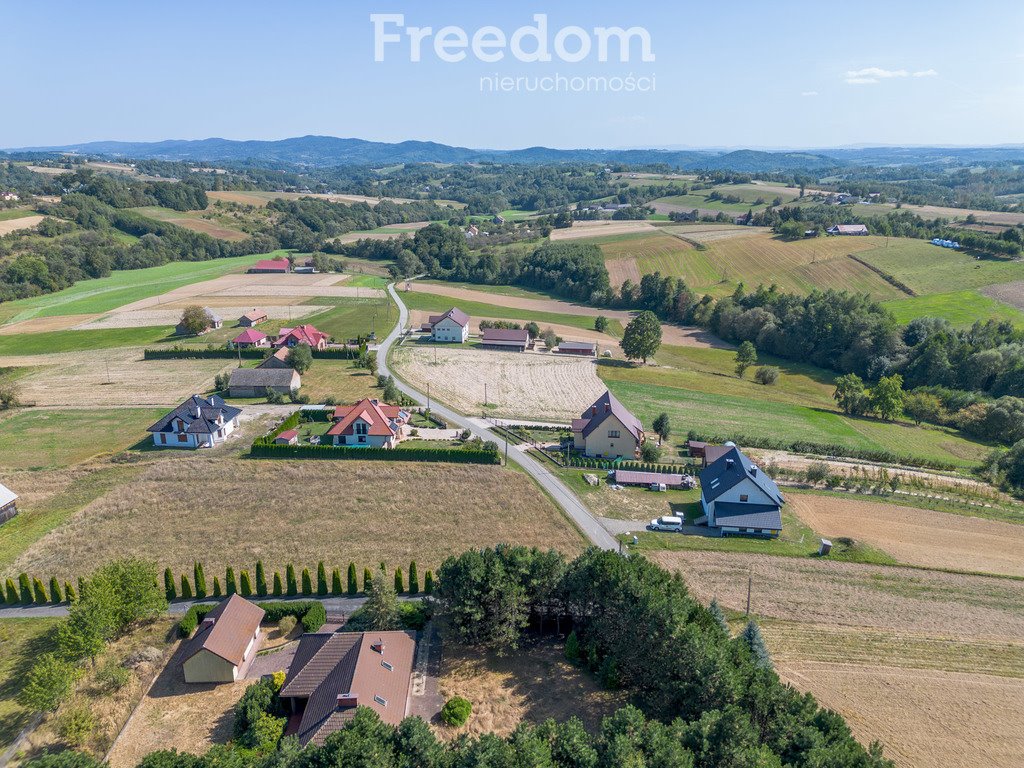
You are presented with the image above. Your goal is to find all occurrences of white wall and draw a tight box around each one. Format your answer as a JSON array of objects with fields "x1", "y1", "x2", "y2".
[{"x1": 432, "y1": 318, "x2": 467, "y2": 343}]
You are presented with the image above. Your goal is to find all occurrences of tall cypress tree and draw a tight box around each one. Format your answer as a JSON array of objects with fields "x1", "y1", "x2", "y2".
[
  {"x1": 394, "y1": 567, "x2": 404, "y2": 594},
  {"x1": 164, "y1": 568, "x2": 176, "y2": 601},
  {"x1": 226, "y1": 567, "x2": 237, "y2": 596},
  {"x1": 331, "y1": 568, "x2": 343, "y2": 596},
  {"x1": 240, "y1": 570, "x2": 253, "y2": 597},
  {"x1": 49, "y1": 577, "x2": 63, "y2": 604},
  {"x1": 64, "y1": 581, "x2": 76, "y2": 603},
  {"x1": 347, "y1": 563, "x2": 358, "y2": 596},
  {"x1": 301, "y1": 568, "x2": 313, "y2": 596},
  {"x1": 32, "y1": 578, "x2": 48, "y2": 604},
  {"x1": 408, "y1": 561, "x2": 419, "y2": 594},
  {"x1": 424, "y1": 570, "x2": 434, "y2": 594},
  {"x1": 180, "y1": 574, "x2": 193, "y2": 599},
  {"x1": 18, "y1": 573, "x2": 32, "y2": 604},
  {"x1": 4, "y1": 578, "x2": 17, "y2": 604},
  {"x1": 213, "y1": 576, "x2": 222, "y2": 597},
  {"x1": 286, "y1": 565, "x2": 298, "y2": 596},
  {"x1": 273, "y1": 572, "x2": 283, "y2": 597},
  {"x1": 194, "y1": 562, "x2": 207, "y2": 598},
  {"x1": 363, "y1": 567, "x2": 373, "y2": 592},
  {"x1": 317, "y1": 562, "x2": 328, "y2": 596},
  {"x1": 256, "y1": 561, "x2": 268, "y2": 597}
]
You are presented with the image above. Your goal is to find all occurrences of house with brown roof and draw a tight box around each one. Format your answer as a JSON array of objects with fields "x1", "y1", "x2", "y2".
[
  {"x1": 556, "y1": 340, "x2": 597, "y2": 357},
  {"x1": 481, "y1": 327, "x2": 530, "y2": 351},
  {"x1": 424, "y1": 307, "x2": 470, "y2": 343},
  {"x1": 326, "y1": 398, "x2": 410, "y2": 448},
  {"x1": 827, "y1": 224, "x2": 869, "y2": 236},
  {"x1": 274, "y1": 324, "x2": 329, "y2": 351},
  {"x1": 181, "y1": 595, "x2": 265, "y2": 683},
  {"x1": 238, "y1": 309, "x2": 268, "y2": 327},
  {"x1": 279, "y1": 630, "x2": 416, "y2": 746},
  {"x1": 572, "y1": 390, "x2": 645, "y2": 459}
]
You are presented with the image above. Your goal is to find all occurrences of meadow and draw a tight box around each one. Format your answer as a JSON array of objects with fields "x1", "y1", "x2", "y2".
[
  {"x1": 883, "y1": 290, "x2": 1024, "y2": 327},
  {"x1": 856, "y1": 239, "x2": 1024, "y2": 295},
  {"x1": 132, "y1": 205, "x2": 249, "y2": 241},
  {"x1": 0, "y1": 326, "x2": 174, "y2": 355},
  {"x1": 0, "y1": 619, "x2": 60, "y2": 749}
]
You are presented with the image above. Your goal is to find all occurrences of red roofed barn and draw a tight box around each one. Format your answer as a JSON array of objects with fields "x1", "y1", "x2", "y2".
[{"x1": 248, "y1": 259, "x2": 290, "y2": 274}]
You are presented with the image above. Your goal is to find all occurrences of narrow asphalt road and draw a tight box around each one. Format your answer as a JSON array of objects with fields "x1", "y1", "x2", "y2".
[{"x1": 382, "y1": 283, "x2": 618, "y2": 551}]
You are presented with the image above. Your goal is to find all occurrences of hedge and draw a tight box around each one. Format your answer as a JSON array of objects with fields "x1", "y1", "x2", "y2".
[
  {"x1": 250, "y1": 441, "x2": 501, "y2": 464},
  {"x1": 143, "y1": 347, "x2": 360, "y2": 361},
  {"x1": 562, "y1": 455, "x2": 698, "y2": 474},
  {"x1": 684, "y1": 430, "x2": 959, "y2": 472},
  {"x1": 178, "y1": 599, "x2": 327, "y2": 637}
]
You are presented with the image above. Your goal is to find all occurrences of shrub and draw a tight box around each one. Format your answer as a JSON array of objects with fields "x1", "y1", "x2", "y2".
[
  {"x1": 363, "y1": 567, "x2": 373, "y2": 591},
  {"x1": 49, "y1": 577, "x2": 63, "y2": 604},
  {"x1": 424, "y1": 570, "x2": 434, "y2": 594},
  {"x1": 408, "y1": 561, "x2": 419, "y2": 594},
  {"x1": 301, "y1": 568, "x2": 312, "y2": 595},
  {"x1": 64, "y1": 582, "x2": 77, "y2": 603},
  {"x1": 57, "y1": 703, "x2": 95, "y2": 747},
  {"x1": 194, "y1": 562, "x2": 207, "y2": 598},
  {"x1": 19, "y1": 573, "x2": 32, "y2": 603},
  {"x1": 226, "y1": 567, "x2": 237, "y2": 596},
  {"x1": 278, "y1": 616, "x2": 297, "y2": 637},
  {"x1": 240, "y1": 570, "x2": 253, "y2": 597},
  {"x1": 163, "y1": 569, "x2": 176, "y2": 601},
  {"x1": 273, "y1": 572, "x2": 283, "y2": 597},
  {"x1": 31, "y1": 578, "x2": 47, "y2": 604},
  {"x1": 177, "y1": 604, "x2": 217, "y2": 637},
  {"x1": 6, "y1": 578, "x2": 19, "y2": 604},
  {"x1": 754, "y1": 365, "x2": 780, "y2": 386},
  {"x1": 301, "y1": 602, "x2": 326, "y2": 632},
  {"x1": 18, "y1": 654, "x2": 81, "y2": 712},
  {"x1": 180, "y1": 574, "x2": 193, "y2": 599},
  {"x1": 640, "y1": 442, "x2": 661, "y2": 463},
  {"x1": 394, "y1": 567, "x2": 404, "y2": 594},
  {"x1": 440, "y1": 696, "x2": 472, "y2": 727},
  {"x1": 347, "y1": 563, "x2": 358, "y2": 596},
  {"x1": 95, "y1": 660, "x2": 132, "y2": 692},
  {"x1": 564, "y1": 630, "x2": 580, "y2": 662},
  {"x1": 331, "y1": 568, "x2": 343, "y2": 596},
  {"x1": 213, "y1": 576, "x2": 222, "y2": 598},
  {"x1": 317, "y1": 562, "x2": 328, "y2": 596}
]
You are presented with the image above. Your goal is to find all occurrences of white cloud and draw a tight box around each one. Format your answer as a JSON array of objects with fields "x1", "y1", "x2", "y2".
[
  {"x1": 801, "y1": 91, "x2": 819, "y2": 97},
  {"x1": 844, "y1": 66, "x2": 937, "y2": 85}
]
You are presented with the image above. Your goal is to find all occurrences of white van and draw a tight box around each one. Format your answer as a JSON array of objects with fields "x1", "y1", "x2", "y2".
[{"x1": 647, "y1": 515, "x2": 684, "y2": 532}]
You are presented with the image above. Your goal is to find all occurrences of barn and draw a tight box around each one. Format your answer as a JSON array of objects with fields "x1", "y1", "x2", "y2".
[{"x1": 481, "y1": 328, "x2": 531, "y2": 352}]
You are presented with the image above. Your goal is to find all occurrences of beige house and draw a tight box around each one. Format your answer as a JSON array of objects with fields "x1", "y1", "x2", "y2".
[
  {"x1": 572, "y1": 390, "x2": 645, "y2": 459},
  {"x1": 181, "y1": 595, "x2": 265, "y2": 683}
]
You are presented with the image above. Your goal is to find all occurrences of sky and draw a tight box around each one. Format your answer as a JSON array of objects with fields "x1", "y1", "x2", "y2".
[{"x1": 4, "y1": 0, "x2": 1023, "y2": 150}]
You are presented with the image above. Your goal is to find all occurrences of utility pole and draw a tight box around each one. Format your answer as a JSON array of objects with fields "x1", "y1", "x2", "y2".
[
  {"x1": 745, "y1": 572, "x2": 752, "y2": 617},
  {"x1": 484, "y1": 383, "x2": 488, "y2": 407},
  {"x1": 426, "y1": 383, "x2": 431, "y2": 411}
]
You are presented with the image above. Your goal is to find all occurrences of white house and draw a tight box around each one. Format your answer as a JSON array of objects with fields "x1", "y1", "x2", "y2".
[
  {"x1": 698, "y1": 447, "x2": 783, "y2": 538},
  {"x1": 326, "y1": 398, "x2": 410, "y2": 448},
  {"x1": 147, "y1": 395, "x2": 242, "y2": 449},
  {"x1": 0, "y1": 482, "x2": 18, "y2": 525},
  {"x1": 427, "y1": 308, "x2": 470, "y2": 343}
]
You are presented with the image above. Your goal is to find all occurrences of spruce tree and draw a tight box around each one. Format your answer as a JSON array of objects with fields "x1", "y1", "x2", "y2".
[
  {"x1": 180, "y1": 574, "x2": 193, "y2": 599},
  {"x1": 424, "y1": 570, "x2": 434, "y2": 594},
  {"x1": 48, "y1": 577, "x2": 62, "y2": 604},
  {"x1": 331, "y1": 568, "x2": 343, "y2": 596},
  {"x1": 347, "y1": 563, "x2": 358, "y2": 596},
  {"x1": 301, "y1": 568, "x2": 312, "y2": 595},
  {"x1": 240, "y1": 570, "x2": 253, "y2": 597},
  {"x1": 709, "y1": 598, "x2": 730, "y2": 634},
  {"x1": 256, "y1": 561, "x2": 268, "y2": 597},
  {"x1": 226, "y1": 567, "x2": 237, "y2": 596},
  {"x1": 394, "y1": 567, "x2": 404, "y2": 594},
  {"x1": 273, "y1": 572, "x2": 283, "y2": 597},
  {"x1": 317, "y1": 562, "x2": 328, "y2": 596},
  {"x1": 164, "y1": 568, "x2": 176, "y2": 601},
  {"x1": 741, "y1": 620, "x2": 773, "y2": 670},
  {"x1": 213, "y1": 576, "x2": 222, "y2": 598},
  {"x1": 363, "y1": 567, "x2": 373, "y2": 592},
  {"x1": 408, "y1": 561, "x2": 419, "y2": 594},
  {"x1": 194, "y1": 562, "x2": 207, "y2": 598},
  {"x1": 4, "y1": 578, "x2": 17, "y2": 604},
  {"x1": 565, "y1": 630, "x2": 580, "y2": 662},
  {"x1": 286, "y1": 565, "x2": 298, "y2": 596}
]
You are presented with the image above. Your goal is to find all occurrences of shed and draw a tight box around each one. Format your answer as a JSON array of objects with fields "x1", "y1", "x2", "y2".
[
  {"x1": 613, "y1": 469, "x2": 686, "y2": 489},
  {"x1": 228, "y1": 367, "x2": 300, "y2": 397},
  {"x1": 481, "y1": 328, "x2": 530, "y2": 351},
  {"x1": 239, "y1": 309, "x2": 268, "y2": 327},
  {"x1": 248, "y1": 259, "x2": 290, "y2": 274},
  {"x1": 555, "y1": 341, "x2": 597, "y2": 356},
  {"x1": 686, "y1": 440, "x2": 708, "y2": 459},
  {"x1": 274, "y1": 429, "x2": 299, "y2": 445},
  {"x1": 0, "y1": 482, "x2": 18, "y2": 525},
  {"x1": 181, "y1": 595, "x2": 265, "y2": 683}
]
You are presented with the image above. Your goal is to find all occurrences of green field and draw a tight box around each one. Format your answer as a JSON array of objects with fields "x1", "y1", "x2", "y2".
[
  {"x1": 653, "y1": 185, "x2": 780, "y2": 213},
  {"x1": 856, "y1": 239, "x2": 1024, "y2": 295},
  {"x1": 599, "y1": 345, "x2": 989, "y2": 467},
  {"x1": 0, "y1": 618, "x2": 61, "y2": 749},
  {"x1": 883, "y1": 290, "x2": 1024, "y2": 327},
  {"x1": 303, "y1": 295, "x2": 399, "y2": 342},
  {"x1": 0, "y1": 326, "x2": 174, "y2": 356},
  {"x1": 0, "y1": 408, "x2": 169, "y2": 470},
  {"x1": 0, "y1": 253, "x2": 277, "y2": 324},
  {"x1": 0, "y1": 208, "x2": 40, "y2": 222},
  {"x1": 345, "y1": 274, "x2": 389, "y2": 289},
  {"x1": 403, "y1": 290, "x2": 624, "y2": 336}
]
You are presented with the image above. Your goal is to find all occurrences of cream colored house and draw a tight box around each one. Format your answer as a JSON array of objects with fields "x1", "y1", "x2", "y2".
[
  {"x1": 181, "y1": 595, "x2": 265, "y2": 683},
  {"x1": 572, "y1": 390, "x2": 645, "y2": 459}
]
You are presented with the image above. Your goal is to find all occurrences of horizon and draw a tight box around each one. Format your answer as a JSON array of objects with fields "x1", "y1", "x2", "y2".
[{"x1": 4, "y1": 0, "x2": 1022, "y2": 149}]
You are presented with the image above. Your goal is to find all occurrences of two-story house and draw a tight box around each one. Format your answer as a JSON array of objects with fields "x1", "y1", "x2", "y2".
[
  {"x1": 147, "y1": 395, "x2": 242, "y2": 449},
  {"x1": 572, "y1": 390, "x2": 645, "y2": 459},
  {"x1": 426, "y1": 308, "x2": 470, "y2": 343},
  {"x1": 326, "y1": 398, "x2": 411, "y2": 448},
  {"x1": 698, "y1": 446, "x2": 783, "y2": 537}
]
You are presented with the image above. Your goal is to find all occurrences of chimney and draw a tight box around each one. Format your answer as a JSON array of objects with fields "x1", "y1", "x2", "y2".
[
  {"x1": 370, "y1": 641, "x2": 385, "y2": 654},
  {"x1": 336, "y1": 693, "x2": 358, "y2": 709},
  {"x1": 591, "y1": 405, "x2": 597, "y2": 416},
  {"x1": 750, "y1": 465, "x2": 758, "y2": 476},
  {"x1": 725, "y1": 459, "x2": 735, "y2": 470},
  {"x1": 605, "y1": 402, "x2": 610, "y2": 413},
  {"x1": 200, "y1": 617, "x2": 215, "y2": 631}
]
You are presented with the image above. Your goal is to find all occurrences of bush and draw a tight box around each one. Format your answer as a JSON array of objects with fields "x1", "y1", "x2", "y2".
[
  {"x1": 347, "y1": 563, "x2": 358, "y2": 596},
  {"x1": 179, "y1": 574, "x2": 193, "y2": 599},
  {"x1": 640, "y1": 442, "x2": 661, "y2": 463},
  {"x1": 301, "y1": 568, "x2": 312, "y2": 595},
  {"x1": 33, "y1": 577, "x2": 48, "y2": 604},
  {"x1": 754, "y1": 366, "x2": 780, "y2": 386},
  {"x1": 317, "y1": 562, "x2": 328, "y2": 596},
  {"x1": 440, "y1": 696, "x2": 472, "y2": 727},
  {"x1": 286, "y1": 565, "x2": 297, "y2": 596},
  {"x1": 177, "y1": 604, "x2": 217, "y2": 637},
  {"x1": 57, "y1": 704, "x2": 95, "y2": 747},
  {"x1": 226, "y1": 567, "x2": 237, "y2": 596},
  {"x1": 95, "y1": 660, "x2": 132, "y2": 692},
  {"x1": 424, "y1": 570, "x2": 434, "y2": 594},
  {"x1": 249, "y1": 441, "x2": 501, "y2": 465},
  {"x1": 565, "y1": 630, "x2": 580, "y2": 662},
  {"x1": 408, "y1": 561, "x2": 419, "y2": 594},
  {"x1": 301, "y1": 602, "x2": 326, "y2": 632},
  {"x1": 278, "y1": 616, "x2": 297, "y2": 637},
  {"x1": 272, "y1": 572, "x2": 283, "y2": 596},
  {"x1": 49, "y1": 577, "x2": 63, "y2": 604},
  {"x1": 331, "y1": 568, "x2": 343, "y2": 596},
  {"x1": 240, "y1": 570, "x2": 253, "y2": 597},
  {"x1": 256, "y1": 561, "x2": 268, "y2": 597}
]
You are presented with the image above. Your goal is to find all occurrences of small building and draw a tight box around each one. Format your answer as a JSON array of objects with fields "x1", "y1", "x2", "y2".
[
  {"x1": 230, "y1": 329, "x2": 269, "y2": 349},
  {"x1": 274, "y1": 325, "x2": 329, "y2": 351},
  {"x1": 0, "y1": 482, "x2": 18, "y2": 525},
  {"x1": 686, "y1": 440, "x2": 708, "y2": 459},
  {"x1": 1, "y1": 192, "x2": 19, "y2": 202},
  {"x1": 826, "y1": 224, "x2": 869, "y2": 236},
  {"x1": 613, "y1": 469, "x2": 687, "y2": 489},
  {"x1": 279, "y1": 630, "x2": 416, "y2": 746},
  {"x1": 294, "y1": 259, "x2": 317, "y2": 274},
  {"x1": 481, "y1": 328, "x2": 530, "y2": 352},
  {"x1": 181, "y1": 595, "x2": 265, "y2": 684},
  {"x1": 698, "y1": 447, "x2": 783, "y2": 538},
  {"x1": 555, "y1": 340, "x2": 597, "y2": 357},
  {"x1": 327, "y1": 398, "x2": 410, "y2": 448},
  {"x1": 238, "y1": 309, "x2": 268, "y2": 327},
  {"x1": 228, "y1": 367, "x2": 300, "y2": 397},
  {"x1": 274, "y1": 429, "x2": 299, "y2": 445},
  {"x1": 147, "y1": 395, "x2": 241, "y2": 449},
  {"x1": 248, "y1": 259, "x2": 290, "y2": 274},
  {"x1": 425, "y1": 308, "x2": 470, "y2": 343},
  {"x1": 702, "y1": 445, "x2": 733, "y2": 467},
  {"x1": 258, "y1": 348, "x2": 292, "y2": 369},
  {"x1": 572, "y1": 390, "x2": 645, "y2": 459}
]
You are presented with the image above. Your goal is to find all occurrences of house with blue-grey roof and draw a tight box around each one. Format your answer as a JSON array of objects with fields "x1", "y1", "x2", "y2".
[
  {"x1": 698, "y1": 446, "x2": 783, "y2": 537},
  {"x1": 147, "y1": 394, "x2": 242, "y2": 449}
]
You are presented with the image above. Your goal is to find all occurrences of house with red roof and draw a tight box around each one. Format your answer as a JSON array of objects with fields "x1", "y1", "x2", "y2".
[
  {"x1": 230, "y1": 328, "x2": 269, "y2": 349},
  {"x1": 248, "y1": 259, "x2": 291, "y2": 274},
  {"x1": 274, "y1": 324, "x2": 329, "y2": 350},
  {"x1": 327, "y1": 398, "x2": 411, "y2": 449}
]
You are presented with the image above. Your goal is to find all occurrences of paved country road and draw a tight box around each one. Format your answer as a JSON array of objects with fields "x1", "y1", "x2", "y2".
[{"x1": 382, "y1": 283, "x2": 618, "y2": 551}]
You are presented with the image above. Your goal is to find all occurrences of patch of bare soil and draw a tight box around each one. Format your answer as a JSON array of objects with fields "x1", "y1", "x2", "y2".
[
  {"x1": 0, "y1": 215, "x2": 43, "y2": 236},
  {"x1": 787, "y1": 494, "x2": 1024, "y2": 577},
  {"x1": 549, "y1": 220, "x2": 658, "y2": 240},
  {"x1": 981, "y1": 281, "x2": 1024, "y2": 311},
  {"x1": 650, "y1": 551, "x2": 1024, "y2": 641}
]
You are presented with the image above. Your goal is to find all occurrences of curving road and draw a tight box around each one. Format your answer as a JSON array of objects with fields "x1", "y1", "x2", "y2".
[{"x1": 381, "y1": 283, "x2": 618, "y2": 551}]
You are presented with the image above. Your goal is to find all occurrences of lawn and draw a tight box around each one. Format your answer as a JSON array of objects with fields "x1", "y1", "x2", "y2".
[
  {"x1": 305, "y1": 295, "x2": 398, "y2": 342},
  {"x1": 0, "y1": 618, "x2": 61, "y2": 750},
  {"x1": 296, "y1": 359, "x2": 379, "y2": 403},
  {"x1": 0, "y1": 253, "x2": 272, "y2": 324},
  {"x1": 856, "y1": 239, "x2": 1024, "y2": 296},
  {"x1": 0, "y1": 407, "x2": 168, "y2": 470},
  {"x1": 882, "y1": 290, "x2": 1024, "y2": 327},
  {"x1": 0, "y1": 326, "x2": 175, "y2": 355},
  {"x1": 403, "y1": 290, "x2": 618, "y2": 335},
  {"x1": 0, "y1": 208, "x2": 41, "y2": 221}
]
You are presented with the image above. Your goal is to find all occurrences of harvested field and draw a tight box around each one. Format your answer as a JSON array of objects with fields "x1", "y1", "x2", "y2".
[
  {"x1": 664, "y1": 223, "x2": 768, "y2": 243},
  {"x1": 890, "y1": 203, "x2": 1024, "y2": 227},
  {"x1": 438, "y1": 641, "x2": 627, "y2": 738},
  {"x1": 0, "y1": 214, "x2": 43, "y2": 235},
  {"x1": 392, "y1": 345, "x2": 605, "y2": 421},
  {"x1": 205, "y1": 190, "x2": 441, "y2": 207},
  {"x1": 75, "y1": 304, "x2": 330, "y2": 330},
  {"x1": 788, "y1": 494, "x2": 1024, "y2": 577},
  {"x1": 9, "y1": 458, "x2": 585, "y2": 580},
  {"x1": 1, "y1": 348, "x2": 232, "y2": 407},
  {"x1": 132, "y1": 206, "x2": 247, "y2": 241},
  {"x1": 778, "y1": 662, "x2": 1024, "y2": 768},
  {"x1": 549, "y1": 220, "x2": 657, "y2": 240},
  {"x1": 651, "y1": 551, "x2": 1024, "y2": 641},
  {"x1": 105, "y1": 640, "x2": 260, "y2": 768},
  {"x1": 0, "y1": 313, "x2": 100, "y2": 335}
]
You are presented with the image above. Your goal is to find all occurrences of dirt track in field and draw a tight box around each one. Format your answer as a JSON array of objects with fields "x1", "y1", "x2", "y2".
[{"x1": 788, "y1": 494, "x2": 1024, "y2": 577}]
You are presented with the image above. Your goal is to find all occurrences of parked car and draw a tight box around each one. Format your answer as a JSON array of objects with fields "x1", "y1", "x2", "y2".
[{"x1": 647, "y1": 515, "x2": 684, "y2": 532}]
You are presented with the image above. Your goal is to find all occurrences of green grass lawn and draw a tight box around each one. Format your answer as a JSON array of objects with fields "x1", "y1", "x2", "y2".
[
  {"x1": 307, "y1": 295, "x2": 399, "y2": 342},
  {"x1": 882, "y1": 290, "x2": 1024, "y2": 327},
  {"x1": 0, "y1": 326, "x2": 175, "y2": 356},
  {"x1": 0, "y1": 253, "x2": 279, "y2": 324},
  {"x1": 297, "y1": 360, "x2": 380, "y2": 403},
  {"x1": 403, "y1": 290, "x2": 624, "y2": 336},
  {"x1": 0, "y1": 408, "x2": 168, "y2": 470},
  {"x1": 345, "y1": 274, "x2": 389, "y2": 289},
  {"x1": 0, "y1": 208, "x2": 40, "y2": 222},
  {"x1": 598, "y1": 347, "x2": 990, "y2": 468},
  {"x1": 0, "y1": 618, "x2": 61, "y2": 749}
]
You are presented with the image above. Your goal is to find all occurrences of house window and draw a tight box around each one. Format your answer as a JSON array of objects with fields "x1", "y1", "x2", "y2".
[
  {"x1": 608, "y1": 430, "x2": 620, "y2": 439},
  {"x1": 358, "y1": 435, "x2": 366, "y2": 443},
  {"x1": 355, "y1": 422, "x2": 368, "y2": 435},
  {"x1": 373, "y1": 695, "x2": 388, "y2": 707},
  {"x1": 740, "y1": 494, "x2": 748, "y2": 502},
  {"x1": 177, "y1": 434, "x2": 188, "y2": 443},
  {"x1": 159, "y1": 434, "x2": 167, "y2": 444}
]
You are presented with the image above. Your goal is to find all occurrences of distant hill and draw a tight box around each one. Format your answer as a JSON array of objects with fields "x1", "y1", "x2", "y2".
[{"x1": 8, "y1": 135, "x2": 1024, "y2": 171}]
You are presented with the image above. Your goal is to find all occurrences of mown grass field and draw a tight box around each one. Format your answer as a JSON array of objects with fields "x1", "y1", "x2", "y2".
[
  {"x1": 0, "y1": 208, "x2": 41, "y2": 222},
  {"x1": 883, "y1": 290, "x2": 1024, "y2": 327},
  {"x1": 0, "y1": 326, "x2": 174, "y2": 355},
  {"x1": 654, "y1": 188, "x2": 775, "y2": 213},
  {"x1": 302, "y1": 294, "x2": 398, "y2": 342},
  {"x1": 0, "y1": 253, "x2": 271, "y2": 324},
  {"x1": 856, "y1": 239, "x2": 1024, "y2": 295},
  {"x1": 0, "y1": 618, "x2": 60, "y2": 749},
  {"x1": 402, "y1": 290, "x2": 617, "y2": 334},
  {"x1": 598, "y1": 346, "x2": 989, "y2": 467}
]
